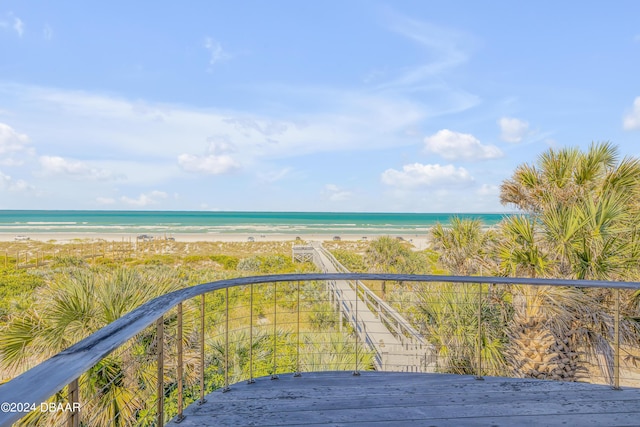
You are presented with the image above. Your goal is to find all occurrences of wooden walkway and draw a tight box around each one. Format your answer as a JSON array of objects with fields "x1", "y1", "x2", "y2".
[
  {"x1": 311, "y1": 243, "x2": 435, "y2": 372},
  {"x1": 167, "y1": 371, "x2": 640, "y2": 426}
]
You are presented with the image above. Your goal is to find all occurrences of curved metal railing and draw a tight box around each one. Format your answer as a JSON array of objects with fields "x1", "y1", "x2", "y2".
[{"x1": 1, "y1": 273, "x2": 639, "y2": 426}]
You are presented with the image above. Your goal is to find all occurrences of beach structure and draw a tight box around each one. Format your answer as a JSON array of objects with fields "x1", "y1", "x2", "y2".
[
  {"x1": 1, "y1": 267, "x2": 639, "y2": 426},
  {"x1": 291, "y1": 244, "x2": 316, "y2": 263}
]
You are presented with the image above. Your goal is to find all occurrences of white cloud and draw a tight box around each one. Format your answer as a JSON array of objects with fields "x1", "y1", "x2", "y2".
[
  {"x1": 623, "y1": 97, "x2": 640, "y2": 130},
  {"x1": 0, "y1": 80, "x2": 432, "y2": 166},
  {"x1": 322, "y1": 184, "x2": 352, "y2": 202},
  {"x1": 0, "y1": 158, "x2": 24, "y2": 166},
  {"x1": 424, "y1": 129, "x2": 502, "y2": 161},
  {"x1": 39, "y1": 156, "x2": 117, "y2": 180},
  {"x1": 256, "y1": 167, "x2": 292, "y2": 183},
  {"x1": 0, "y1": 170, "x2": 32, "y2": 192},
  {"x1": 178, "y1": 141, "x2": 240, "y2": 175},
  {"x1": 13, "y1": 16, "x2": 23, "y2": 37},
  {"x1": 0, "y1": 64, "x2": 474, "y2": 209},
  {"x1": 477, "y1": 184, "x2": 499, "y2": 196},
  {"x1": 0, "y1": 123, "x2": 29, "y2": 154},
  {"x1": 121, "y1": 191, "x2": 168, "y2": 207},
  {"x1": 0, "y1": 13, "x2": 23, "y2": 37},
  {"x1": 204, "y1": 37, "x2": 230, "y2": 69},
  {"x1": 498, "y1": 117, "x2": 529, "y2": 143},
  {"x1": 178, "y1": 153, "x2": 239, "y2": 174},
  {"x1": 381, "y1": 163, "x2": 474, "y2": 189}
]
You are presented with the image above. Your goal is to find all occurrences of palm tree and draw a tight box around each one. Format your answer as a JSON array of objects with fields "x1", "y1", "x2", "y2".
[
  {"x1": 365, "y1": 236, "x2": 419, "y2": 296},
  {"x1": 497, "y1": 143, "x2": 640, "y2": 383},
  {"x1": 430, "y1": 217, "x2": 495, "y2": 275},
  {"x1": 0, "y1": 266, "x2": 197, "y2": 426},
  {"x1": 415, "y1": 282, "x2": 508, "y2": 376},
  {"x1": 302, "y1": 332, "x2": 374, "y2": 372}
]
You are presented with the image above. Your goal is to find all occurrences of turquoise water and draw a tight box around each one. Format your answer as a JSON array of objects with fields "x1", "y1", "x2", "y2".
[{"x1": 0, "y1": 211, "x2": 513, "y2": 235}]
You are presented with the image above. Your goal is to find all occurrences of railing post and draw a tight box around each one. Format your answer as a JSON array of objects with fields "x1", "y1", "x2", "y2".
[
  {"x1": 271, "y1": 282, "x2": 279, "y2": 380},
  {"x1": 613, "y1": 288, "x2": 621, "y2": 390},
  {"x1": 248, "y1": 284, "x2": 255, "y2": 384},
  {"x1": 223, "y1": 288, "x2": 230, "y2": 392},
  {"x1": 199, "y1": 294, "x2": 206, "y2": 405},
  {"x1": 353, "y1": 283, "x2": 360, "y2": 376},
  {"x1": 294, "y1": 281, "x2": 301, "y2": 377},
  {"x1": 156, "y1": 316, "x2": 164, "y2": 427},
  {"x1": 176, "y1": 302, "x2": 185, "y2": 423},
  {"x1": 67, "y1": 378, "x2": 79, "y2": 427},
  {"x1": 475, "y1": 283, "x2": 484, "y2": 381}
]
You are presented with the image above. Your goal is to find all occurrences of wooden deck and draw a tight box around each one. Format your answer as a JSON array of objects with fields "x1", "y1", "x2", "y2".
[{"x1": 167, "y1": 371, "x2": 640, "y2": 426}]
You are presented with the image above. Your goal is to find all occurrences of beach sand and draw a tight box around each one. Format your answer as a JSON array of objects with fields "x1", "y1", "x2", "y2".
[{"x1": 0, "y1": 232, "x2": 431, "y2": 250}]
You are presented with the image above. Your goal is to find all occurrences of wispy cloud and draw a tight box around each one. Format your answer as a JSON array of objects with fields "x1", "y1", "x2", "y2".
[
  {"x1": 477, "y1": 183, "x2": 499, "y2": 196},
  {"x1": 0, "y1": 170, "x2": 32, "y2": 192},
  {"x1": 13, "y1": 16, "x2": 23, "y2": 37},
  {"x1": 38, "y1": 156, "x2": 119, "y2": 180},
  {"x1": 0, "y1": 13, "x2": 24, "y2": 37},
  {"x1": 204, "y1": 37, "x2": 230, "y2": 70},
  {"x1": 322, "y1": 184, "x2": 352, "y2": 202},
  {"x1": 120, "y1": 190, "x2": 168, "y2": 207},
  {"x1": 376, "y1": 14, "x2": 474, "y2": 90},
  {"x1": 256, "y1": 167, "x2": 292, "y2": 184},
  {"x1": 368, "y1": 13, "x2": 480, "y2": 119},
  {"x1": 623, "y1": 97, "x2": 640, "y2": 130}
]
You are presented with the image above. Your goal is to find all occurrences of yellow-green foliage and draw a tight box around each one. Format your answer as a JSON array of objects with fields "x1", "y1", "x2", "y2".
[
  {"x1": 331, "y1": 249, "x2": 367, "y2": 272},
  {"x1": 0, "y1": 268, "x2": 44, "y2": 321},
  {"x1": 238, "y1": 254, "x2": 315, "y2": 274},
  {"x1": 209, "y1": 254, "x2": 239, "y2": 270}
]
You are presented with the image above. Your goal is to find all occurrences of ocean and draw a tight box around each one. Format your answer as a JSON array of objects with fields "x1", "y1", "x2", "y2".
[{"x1": 0, "y1": 210, "x2": 512, "y2": 236}]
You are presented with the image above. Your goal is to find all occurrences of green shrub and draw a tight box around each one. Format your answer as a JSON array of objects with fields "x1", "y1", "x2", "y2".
[
  {"x1": 183, "y1": 254, "x2": 209, "y2": 264},
  {"x1": 50, "y1": 255, "x2": 87, "y2": 268},
  {"x1": 0, "y1": 268, "x2": 45, "y2": 321},
  {"x1": 210, "y1": 255, "x2": 239, "y2": 270}
]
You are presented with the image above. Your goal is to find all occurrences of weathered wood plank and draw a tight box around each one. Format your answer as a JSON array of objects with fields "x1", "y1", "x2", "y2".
[{"x1": 168, "y1": 372, "x2": 640, "y2": 426}]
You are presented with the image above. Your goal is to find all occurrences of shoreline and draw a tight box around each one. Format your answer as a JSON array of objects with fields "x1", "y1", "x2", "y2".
[{"x1": 0, "y1": 232, "x2": 431, "y2": 250}]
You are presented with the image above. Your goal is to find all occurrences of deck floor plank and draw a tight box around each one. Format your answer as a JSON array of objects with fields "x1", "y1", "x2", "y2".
[{"x1": 167, "y1": 372, "x2": 640, "y2": 426}]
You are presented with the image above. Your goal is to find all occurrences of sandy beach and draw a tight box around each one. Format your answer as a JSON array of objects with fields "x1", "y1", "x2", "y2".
[{"x1": 0, "y1": 232, "x2": 432, "y2": 250}]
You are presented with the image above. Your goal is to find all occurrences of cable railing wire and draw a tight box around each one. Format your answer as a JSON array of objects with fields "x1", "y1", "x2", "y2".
[{"x1": 1, "y1": 273, "x2": 640, "y2": 426}]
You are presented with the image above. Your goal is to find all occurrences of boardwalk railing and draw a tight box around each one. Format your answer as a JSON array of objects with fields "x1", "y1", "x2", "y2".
[
  {"x1": 0, "y1": 274, "x2": 639, "y2": 426},
  {"x1": 313, "y1": 245, "x2": 433, "y2": 371},
  {"x1": 316, "y1": 245, "x2": 426, "y2": 345}
]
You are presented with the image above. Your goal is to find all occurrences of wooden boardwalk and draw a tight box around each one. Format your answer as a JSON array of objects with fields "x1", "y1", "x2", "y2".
[
  {"x1": 312, "y1": 243, "x2": 435, "y2": 372},
  {"x1": 167, "y1": 371, "x2": 640, "y2": 426}
]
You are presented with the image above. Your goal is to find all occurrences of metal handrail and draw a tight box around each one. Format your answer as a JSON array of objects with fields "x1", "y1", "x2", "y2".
[{"x1": 1, "y1": 273, "x2": 639, "y2": 426}]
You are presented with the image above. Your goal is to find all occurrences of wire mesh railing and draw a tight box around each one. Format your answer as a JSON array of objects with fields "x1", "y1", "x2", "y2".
[{"x1": 0, "y1": 273, "x2": 639, "y2": 426}]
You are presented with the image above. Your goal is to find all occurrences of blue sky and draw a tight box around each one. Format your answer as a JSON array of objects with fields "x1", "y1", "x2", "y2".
[{"x1": 1, "y1": 1, "x2": 639, "y2": 212}]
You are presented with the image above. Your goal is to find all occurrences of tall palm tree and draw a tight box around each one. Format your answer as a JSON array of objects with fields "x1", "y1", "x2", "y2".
[{"x1": 498, "y1": 143, "x2": 640, "y2": 383}]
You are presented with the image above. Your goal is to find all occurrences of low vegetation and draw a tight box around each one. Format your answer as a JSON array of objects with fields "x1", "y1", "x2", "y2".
[{"x1": 2, "y1": 143, "x2": 640, "y2": 424}]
